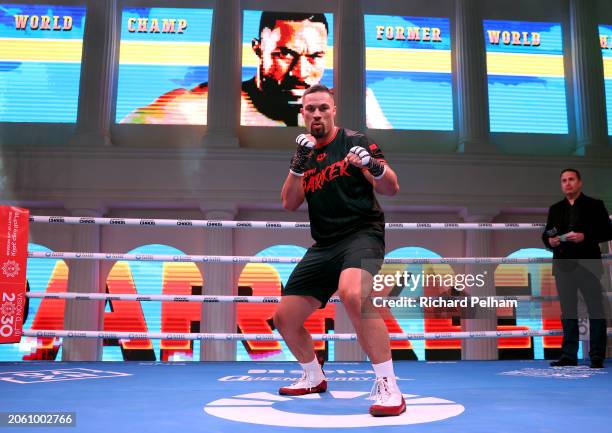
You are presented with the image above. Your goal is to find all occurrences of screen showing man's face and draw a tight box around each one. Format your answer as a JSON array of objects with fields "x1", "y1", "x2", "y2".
[
  {"x1": 259, "y1": 19, "x2": 327, "y2": 98},
  {"x1": 241, "y1": 11, "x2": 333, "y2": 127}
]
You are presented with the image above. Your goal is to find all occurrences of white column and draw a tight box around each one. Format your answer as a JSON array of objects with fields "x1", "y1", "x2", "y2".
[
  {"x1": 61, "y1": 205, "x2": 106, "y2": 361},
  {"x1": 333, "y1": 0, "x2": 367, "y2": 355},
  {"x1": 569, "y1": 0, "x2": 609, "y2": 156},
  {"x1": 203, "y1": 0, "x2": 241, "y2": 148},
  {"x1": 454, "y1": 0, "x2": 492, "y2": 154},
  {"x1": 199, "y1": 208, "x2": 236, "y2": 360},
  {"x1": 460, "y1": 207, "x2": 499, "y2": 360},
  {"x1": 70, "y1": 0, "x2": 118, "y2": 147},
  {"x1": 334, "y1": 0, "x2": 366, "y2": 131}
]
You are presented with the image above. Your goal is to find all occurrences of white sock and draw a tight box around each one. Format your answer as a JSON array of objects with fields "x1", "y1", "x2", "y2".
[
  {"x1": 372, "y1": 359, "x2": 397, "y2": 386},
  {"x1": 300, "y1": 356, "x2": 324, "y2": 380}
]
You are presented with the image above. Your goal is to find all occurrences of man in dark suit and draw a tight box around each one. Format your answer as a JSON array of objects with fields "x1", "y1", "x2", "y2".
[{"x1": 542, "y1": 168, "x2": 611, "y2": 368}]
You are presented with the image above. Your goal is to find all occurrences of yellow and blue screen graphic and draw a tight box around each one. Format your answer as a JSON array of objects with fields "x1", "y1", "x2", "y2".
[
  {"x1": 600, "y1": 24, "x2": 612, "y2": 135},
  {"x1": 0, "y1": 4, "x2": 85, "y2": 123},
  {"x1": 364, "y1": 15, "x2": 453, "y2": 130},
  {"x1": 115, "y1": 8, "x2": 213, "y2": 125},
  {"x1": 484, "y1": 20, "x2": 568, "y2": 134}
]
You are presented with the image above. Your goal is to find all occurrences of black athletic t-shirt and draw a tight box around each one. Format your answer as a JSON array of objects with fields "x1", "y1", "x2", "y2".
[{"x1": 301, "y1": 128, "x2": 386, "y2": 245}]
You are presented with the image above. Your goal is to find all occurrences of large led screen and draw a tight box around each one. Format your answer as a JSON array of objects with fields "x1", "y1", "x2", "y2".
[
  {"x1": 0, "y1": 243, "x2": 561, "y2": 362},
  {"x1": 241, "y1": 10, "x2": 334, "y2": 127},
  {"x1": 0, "y1": 4, "x2": 86, "y2": 122},
  {"x1": 600, "y1": 25, "x2": 612, "y2": 135},
  {"x1": 116, "y1": 8, "x2": 213, "y2": 125},
  {"x1": 364, "y1": 15, "x2": 453, "y2": 130},
  {"x1": 484, "y1": 20, "x2": 568, "y2": 134}
]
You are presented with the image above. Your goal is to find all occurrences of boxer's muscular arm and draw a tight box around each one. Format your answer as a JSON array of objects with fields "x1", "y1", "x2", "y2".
[
  {"x1": 281, "y1": 173, "x2": 305, "y2": 211},
  {"x1": 345, "y1": 146, "x2": 399, "y2": 196},
  {"x1": 362, "y1": 165, "x2": 399, "y2": 196},
  {"x1": 281, "y1": 134, "x2": 314, "y2": 211}
]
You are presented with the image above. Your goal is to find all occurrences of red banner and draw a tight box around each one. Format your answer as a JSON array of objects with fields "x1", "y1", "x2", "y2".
[{"x1": 0, "y1": 206, "x2": 29, "y2": 344}]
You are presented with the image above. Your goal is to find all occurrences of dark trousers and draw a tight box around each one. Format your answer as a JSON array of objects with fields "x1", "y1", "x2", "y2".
[{"x1": 554, "y1": 265, "x2": 608, "y2": 361}]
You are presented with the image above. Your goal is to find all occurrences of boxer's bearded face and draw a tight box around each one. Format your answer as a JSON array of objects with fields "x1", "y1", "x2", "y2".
[{"x1": 301, "y1": 91, "x2": 336, "y2": 139}]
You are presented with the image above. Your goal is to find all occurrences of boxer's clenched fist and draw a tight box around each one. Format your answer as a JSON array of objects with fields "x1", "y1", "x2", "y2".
[{"x1": 347, "y1": 146, "x2": 386, "y2": 179}]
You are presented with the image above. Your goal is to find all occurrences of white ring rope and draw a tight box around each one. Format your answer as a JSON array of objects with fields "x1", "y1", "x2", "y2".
[
  {"x1": 31, "y1": 215, "x2": 548, "y2": 230},
  {"x1": 24, "y1": 292, "x2": 612, "y2": 303},
  {"x1": 26, "y1": 329, "x2": 612, "y2": 341},
  {"x1": 26, "y1": 251, "x2": 612, "y2": 264}
]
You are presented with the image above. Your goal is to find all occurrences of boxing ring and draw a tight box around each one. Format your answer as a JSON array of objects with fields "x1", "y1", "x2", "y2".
[{"x1": 1, "y1": 214, "x2": 611, "y2": 432}]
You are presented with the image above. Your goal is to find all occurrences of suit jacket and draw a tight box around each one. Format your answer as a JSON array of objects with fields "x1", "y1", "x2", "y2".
[{"x1": 542, "y1": 193, "x2": 612, "y2": 274}]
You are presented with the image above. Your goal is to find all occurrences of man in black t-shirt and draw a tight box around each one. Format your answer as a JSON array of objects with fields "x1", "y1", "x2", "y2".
[
  {"x1": 273, "y1": 84, "x2": 405, "y2": 417},
  {"x1": 543, "y1": 168, "x2": 611, "y2": 368}
]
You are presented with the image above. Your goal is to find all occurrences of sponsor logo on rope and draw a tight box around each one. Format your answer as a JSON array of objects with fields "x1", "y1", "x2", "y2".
[
  {"x1": 265, "y1": 222, "x2": 281, "y2": 228},
  {"x1": 48, "y1": 217, "x2": 65, "y2": 223},
  {"x1": 75, "y1": 253, "x2": 94, "y2": 259},
  {"x1": 139, "y1": 219, "x2": 156, "y2": 226},
  {"x1": 128, "y1": 333, "x2": 147, "y2": 339},
  {"x1": 261, "y1": 257, "x2": 280, "y2": 263},
  {"x1": 79, "y1": 218, "x2": 95, "y2": 224},
  {"x1": 527, "y1": 257, "x2": 545, "y2": 263},
  {"x1": 166, "y1": 333, "x2": 185, "y2": 339},
  {"x1": 177, "y1": 220, "x2": 193, "y2": 226},
  {"x1": 67, "y1": 331, "x2": 86, "y2": 338},
  {"x1": 202, "y1": 256, "x2": 221, "y2": 263},
  {"x1": 207, "y1": 221, "x2": 222, "y2": 227},
  {"x1": 255, "y1": 334, "x2": 274, "y2": 340},
  {"x1": 35, "y1": 331, "x2": 56, "y2": 337},
  {"x1": 173, "y1": 255, "x2": 191, "y2": 262},
  {"x1": 134, "y1": 254, "x2": 154, "y2": 261},
  {"x1": 109, "y1": 219, "x2": 125, "y2": 225},
  {"x1": 236, "y1": 222, "x2": 252, "y2": 227}
]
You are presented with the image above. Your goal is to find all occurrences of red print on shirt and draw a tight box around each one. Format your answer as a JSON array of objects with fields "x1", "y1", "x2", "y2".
[{"x1": 302, "y1": 160, "x2": 351, "y2": 193}]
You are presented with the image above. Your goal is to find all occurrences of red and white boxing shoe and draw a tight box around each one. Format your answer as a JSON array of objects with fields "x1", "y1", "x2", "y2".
[
  {"x1": 368, "y1": 377, "x2": 406, "y2": 417},
  {"x1": 278, "y1": 372, "x2": 327, "y2": 396}
]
